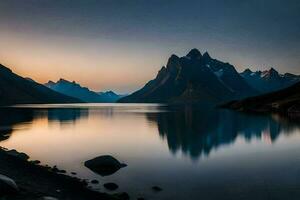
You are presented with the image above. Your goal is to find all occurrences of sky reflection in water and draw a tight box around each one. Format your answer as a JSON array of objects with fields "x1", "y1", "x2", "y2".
[{"x1": 1, "y1": 104, "x2": 300, "y2": 200}]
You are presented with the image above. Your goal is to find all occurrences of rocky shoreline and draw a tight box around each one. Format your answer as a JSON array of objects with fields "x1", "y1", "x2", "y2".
[{"x1": 0, "y1": 147, "x2": 128, "y2": 200}]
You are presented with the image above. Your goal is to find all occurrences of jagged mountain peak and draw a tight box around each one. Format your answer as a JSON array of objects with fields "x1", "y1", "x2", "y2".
[
  {"x1": 45, "y1": 78, "x2": 123, "y2": 103},
  {"x1": 167, "y1": 54, "x2": 180, "y2": 65},
  {"x1": 47, "y1": 80, "x2": 55, "y2": 84},
  {"x1": 242, "y1": 68, "x2": 253, "y2": 75},
  {"x1": 267, "y1": 67, "x2": 279, "y2": 74},
  {"x1": 102, "y1": 90, "x2": 117, "y2": 95},
  {"x1": 118, "y1": 48, "x2": 258, "y2": 103},
  {"x1": 166, "y1": 54, "x2": 181, "y2": 74},
  {"x1": 186, "y1": 48, "x2": 202, "y2": 59},
  {"x1": 56, "y1": 78, "x2": 82, "y2": 87},
  {"x1": 261, "y1": 67, "x2": 280, "y2": 78},
  {"x1": 169, "y1": 54, "x2": 179, "y2": 60},
  {"x1": 202, "y1": 51, "x2": 211, "y2": 60},
  {"x1": 240, "y1": 67, "x2": 300, "y2": 93},
  {"x1": 58, "y1": 78, "x2": 73, "y2": 83},
  {"x1": 263, "y1": 67, "x2": 278, "y2": 73}
]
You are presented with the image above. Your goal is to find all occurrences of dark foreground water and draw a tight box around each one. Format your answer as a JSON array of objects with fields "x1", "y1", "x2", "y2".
[{"x1": 1, "y1": 103, "x2": 300, "y2": 200}]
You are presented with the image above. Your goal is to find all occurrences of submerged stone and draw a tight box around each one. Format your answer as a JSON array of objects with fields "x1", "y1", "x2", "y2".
[
  {"x1": 84, "y1": 155, "x2": 127, "y2": 176},
  {"x1": 152, "y1": 186, "x2": 162, "y2": 192},
  {"x1": 103, "y1": 182, "x2": 119, "y2": 190},
  {"x1": 91, "y1": 179, "x2": 99, "y2": 184}
]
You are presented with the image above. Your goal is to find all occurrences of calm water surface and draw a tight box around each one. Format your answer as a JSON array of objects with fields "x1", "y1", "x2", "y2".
[{"x1": 1, "y1": 103, "x2": 300, "y2": 200}]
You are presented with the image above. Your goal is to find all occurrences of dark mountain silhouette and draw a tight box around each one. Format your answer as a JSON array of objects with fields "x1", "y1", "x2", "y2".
[
  {"x1": 118, "y1": 49, "x2": 257, "y2": 103},
  {"x1": 0, "y1": 64, "x2": 81, "y2": 105},
  {"x1": 45, "y1": 79, "x2": 123, "y2": 102},
  {"x1": 224, "y1": 82, "x2": 300, "y2": 116},
  {"x1": 240, "y1": 68, "x2": 300, "y2": 93}
]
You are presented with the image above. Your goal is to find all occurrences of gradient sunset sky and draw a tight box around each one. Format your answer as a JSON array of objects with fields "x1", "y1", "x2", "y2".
[{"x1": 0, "y1": 0, "x2": 300, "y2": 93}]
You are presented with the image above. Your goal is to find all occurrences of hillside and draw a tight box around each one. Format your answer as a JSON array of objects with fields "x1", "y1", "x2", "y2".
[
  {"x1": 224, "y1": 82, "x2": 300, "y2": 115},
  {"x1": 0, "y1": 64, "x2": 81, "y2": 105}
]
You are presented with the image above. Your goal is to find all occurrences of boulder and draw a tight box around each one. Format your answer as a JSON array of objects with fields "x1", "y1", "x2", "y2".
[
  {"x1": 41, "y1": 197, "x2": 59, "y2": 200},
  {"x1": 84, "y1": 155, "x2": 127, "y2": 176},
  {"x1": 152, "y1": 186, "x2": 163, "y2": 192},
  {"x1": 0, "y1": 174, "x2": 18, "y2": 195},
  {"x1": 103, "y1": 182, "x2": 119, "y2": 190}
]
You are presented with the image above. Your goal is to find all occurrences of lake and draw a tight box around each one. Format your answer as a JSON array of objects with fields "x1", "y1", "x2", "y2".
[{"x1": 1, "y1": 103, "x2": 300, "y2": 200}]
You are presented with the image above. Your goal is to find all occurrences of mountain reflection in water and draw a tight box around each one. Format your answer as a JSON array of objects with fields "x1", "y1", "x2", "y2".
[
  {"x1": 1, "y1": 105, "x2": 299, "y2": 160},
  {"x1": 2, "y1": 104, "x2": 300, "y2": 200},
  {"x1": 147, "y1": 105, "x2": 300, "y2": 159}
]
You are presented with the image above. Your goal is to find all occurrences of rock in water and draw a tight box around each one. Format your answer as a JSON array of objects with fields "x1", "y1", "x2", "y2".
[
  {"x1": 84, "y1": 155, "x2": 127, "y2": 176},
  {"x1": 0, "y1": 174, "x2": 19, "y2": 195},
  {"x1": 103, "y1": 182, "x2": 119, "y2": 190},
  {"x1": 152, "y1": 186, "x2": 163, "y2": 192},
  {"x1": 41, "y1": 197, "x2": 59, "y2": 200}
]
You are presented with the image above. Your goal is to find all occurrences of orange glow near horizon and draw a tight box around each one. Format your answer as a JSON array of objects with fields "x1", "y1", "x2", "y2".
[
  {"x1": 1, "y1": 29, "x2": 299, "y2": 94},
  {"x1": 0, "y1": 31, "x2": 165, "y2": 93}
]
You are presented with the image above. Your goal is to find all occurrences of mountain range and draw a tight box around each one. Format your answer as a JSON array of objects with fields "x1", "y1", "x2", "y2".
[
  {"x1": 118, "y1": 48, "x2": 300, "y2": 103},
  {"x1": 45, "y1": 79, "x2": 124, "y2": 103},
  {"x1": 241, "y1": 68, "x2": 300, "y2": 93},
  {"x1": 0, "y1": 64, "x2": 81, "y2": 105},
  {"x1": 2, "y1": 48, "x2": 300, "y2": 106}
]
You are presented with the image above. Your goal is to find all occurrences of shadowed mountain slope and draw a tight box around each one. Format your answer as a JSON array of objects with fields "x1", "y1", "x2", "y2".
[
  {"x1": 0, "y1": 64, "x2": 81, "y2": 105},
  {"x1": 119, "y1": 49, "x2": 257, "y2": 103}
]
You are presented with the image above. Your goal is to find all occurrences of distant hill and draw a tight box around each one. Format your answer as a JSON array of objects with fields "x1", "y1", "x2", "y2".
[
  {"x1": 240, "y1": 68, "x2": 300, "y2": 93},
  {"x1": 118, "y1": 48, "x2": 257, "y2": 103},
  {"x1": 224, "y1": 82, "x2": 300, "y2": 116},
  {"x1": 0, "y1": 64, "x2": 81, "y2": 105},
  {"x1": 45, "y1": 79, "x2": 124, "y2": 102}
]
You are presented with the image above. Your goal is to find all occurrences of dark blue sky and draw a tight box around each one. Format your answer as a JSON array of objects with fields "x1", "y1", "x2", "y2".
[{"x1": 0, "y1": 0, "x2": 299, "y2": 92}]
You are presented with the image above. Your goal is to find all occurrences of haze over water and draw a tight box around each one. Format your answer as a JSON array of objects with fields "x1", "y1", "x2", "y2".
[{"x1": 1, "y1": 103, "x2": 300, "y2": 200}]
